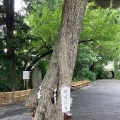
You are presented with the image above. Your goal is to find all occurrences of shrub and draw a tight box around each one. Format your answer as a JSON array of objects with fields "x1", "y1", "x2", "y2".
[
  {"x1": 73, "y1": 45, "x2": 97, "y2": 81},
  {"x1": 0, "y1": 59, "x2": 13, "y2": 91},
  {"x1": 94, "y1": 64, "x2": 108, "y2": 79},
  {"x1": 81, "y1": 68, "x2": 96, "y2": 81},
  {"x1": 114, "y1": 61, "x2": 120, "y2": 79}
]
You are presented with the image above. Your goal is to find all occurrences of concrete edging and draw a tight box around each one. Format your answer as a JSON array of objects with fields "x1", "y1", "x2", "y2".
[
  {"x1": 71, "y1": 80, "x2": 91, "y2": 90},
  {"x1": 0, "y1": 80, "x2": 90, "y2": 106}
]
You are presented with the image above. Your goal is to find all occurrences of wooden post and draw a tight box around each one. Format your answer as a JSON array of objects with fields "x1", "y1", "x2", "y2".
[
  {"x1": 12, "y1": 89, "x2": 15, "y2": 103},
  {"x1": 64, "y1": 112, "x2": 72, "y2": 120},
  {"x1": 3, "y1": 92, "x2": 5, "y2": 104}
]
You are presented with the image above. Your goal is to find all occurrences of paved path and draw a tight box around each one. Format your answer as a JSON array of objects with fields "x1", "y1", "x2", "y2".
[
  {"x1": 0, "y1": 102, "x2": 32, "y2": 120},
  {"x1": 1, "y1": 80, "x2": 120, "y2": 120},
  {"x1": 71, "y1": 80, "x2": 120, "y2": 120}
]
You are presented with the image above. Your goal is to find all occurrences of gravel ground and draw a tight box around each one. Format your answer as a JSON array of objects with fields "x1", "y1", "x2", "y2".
[{"x1": 1, "y1": 80, "x2": 120, "y2": 120}]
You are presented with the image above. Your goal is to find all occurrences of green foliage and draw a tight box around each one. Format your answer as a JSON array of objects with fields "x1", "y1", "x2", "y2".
[
  {"x1": 114, "y1": 61, "x2": 120, "y2": 79},
  {"x1": 81, "y1": 68, "x2": 96, "y2": 81},
  {"x1": 74, "y1": 2, "x2": 120, "y2": 81},
  {"x1": 36, "y1": 59, "x2": 49, "y2": 79},
  {"x1": 81, "y1": 6, "x2": 120, "y2": 42},
  {"x1": 22, "y1": 0, "x2": 63, "y2": 79},
  {"x1": 94, "y1": 62, "x2": 108, "y2": 79},
  {"x1": 1, "y1": 0, "x2": 120, "y2": 92},
  {"x1": 25, "y1": 4, "x2": 62, "y2": 48},
  {"x1": 0, "y1": 80, "x2": 13, "y2": 92},
  {"x1": 0, "y1": 58, "x2": 13, "y2": 91},
  {"x1": 0, "y1": 0, "x2": 63, "y2": 91},
  {"x1": 80, "y1": 3, "x2": 120, "y2": 63},
  {"x1": 73, "y1": 45, "x2": 97, "y2": 81},
  {"x1": 76, "y1": 45, "x2": 97, "y2": 67}
]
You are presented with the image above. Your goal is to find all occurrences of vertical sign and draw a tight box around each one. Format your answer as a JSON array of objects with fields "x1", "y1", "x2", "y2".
[
  {"x1": 23, "y1": 71, "x2": 30, "y2": 90},
  {"x1": 61, "y1": 85, "x2": 70, "y2": 113}
]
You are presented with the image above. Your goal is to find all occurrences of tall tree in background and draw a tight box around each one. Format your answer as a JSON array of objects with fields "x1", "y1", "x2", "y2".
[
  {"x1": 26, "y1": 0, "x2": 88, "y2": 119},
  {"x1": 4, "y1": 0, "x2": 16, "y2": 90}
]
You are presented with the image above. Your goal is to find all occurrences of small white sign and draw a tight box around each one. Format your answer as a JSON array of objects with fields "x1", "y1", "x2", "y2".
[
  {"x1": 61, "y1": 85, "x2": 70, "y2": 113},
  {"x1": 23, "y1": 71, "x2": 30, "y2": 79}
]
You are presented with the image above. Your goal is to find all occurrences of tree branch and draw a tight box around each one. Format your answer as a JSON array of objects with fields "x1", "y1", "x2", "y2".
[
  {"x1": 26, "y1": 38, "x2": 97, "y2": 71},
  {"x1": 25, "y1": 49, "x2": 53, "y2": 71},
  {"x1": 79, "y1": 38, "x2": 96, "y2": 44}
]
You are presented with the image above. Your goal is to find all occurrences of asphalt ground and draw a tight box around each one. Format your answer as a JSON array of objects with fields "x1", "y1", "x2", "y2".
[
  {"x1": 1, "y1": 80, "x2": 120, "y2": 120},
  {"x1": 71, "y1": 80, "x2": 120, "y2": 120},
  {"x1": 0, "y1": 102, "x2": 32, "y2": 120}
]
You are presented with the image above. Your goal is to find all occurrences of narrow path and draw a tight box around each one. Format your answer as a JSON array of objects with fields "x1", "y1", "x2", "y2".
[{"x1": 71, "y1": 79, "x2": 120, "y2": 120}]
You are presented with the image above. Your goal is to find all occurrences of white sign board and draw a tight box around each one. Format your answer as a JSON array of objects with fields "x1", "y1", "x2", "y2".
[
  {"x1": 61, "y1": 85, "x2": 70, "y2": 113},
  {"x1": 23, "y1": 71, "x2": 30, "y2": 79}
]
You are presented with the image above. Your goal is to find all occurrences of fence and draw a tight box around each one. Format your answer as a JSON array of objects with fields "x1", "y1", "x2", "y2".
[
  {"x1": 0, "y1": 80, "x2": 90, "y2": 105},
  {"x1": 0, "y1": 89, "x2": 31, "y2": 105}
]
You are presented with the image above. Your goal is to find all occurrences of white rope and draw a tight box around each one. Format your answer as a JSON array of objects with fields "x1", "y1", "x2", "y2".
[
  {"x1": 37, "y1": 86, "x2": 42, "y2": 99},
  {"x1": 53, "y1": 88, "x2": 57, "y2": 104}
]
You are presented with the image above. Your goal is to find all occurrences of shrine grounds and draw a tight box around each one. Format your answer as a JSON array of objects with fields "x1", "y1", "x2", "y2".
[{"x1": 1, "y1": 80, "x2": 120, "y2": 120}]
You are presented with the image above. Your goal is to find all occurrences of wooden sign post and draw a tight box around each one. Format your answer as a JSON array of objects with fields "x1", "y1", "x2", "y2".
[
  {"x1": 61, "y1": 85, "x2": 72, "y2": 120},
  {"x1": 64, "y1": 112, "x2": 72, "y2": 120},
  {"x1": 23, "y1": 71, "x2": 30, "y2": 90}
]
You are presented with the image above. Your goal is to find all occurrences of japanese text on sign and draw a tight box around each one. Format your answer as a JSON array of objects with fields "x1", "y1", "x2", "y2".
[{"x1": 61, "y1": 85, "x2": 70, "y2": 113}]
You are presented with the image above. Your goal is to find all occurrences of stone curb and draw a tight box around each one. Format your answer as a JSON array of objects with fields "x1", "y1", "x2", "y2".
[{"x1": 71, "y1": 80, "x2": 91, "y2": 90}]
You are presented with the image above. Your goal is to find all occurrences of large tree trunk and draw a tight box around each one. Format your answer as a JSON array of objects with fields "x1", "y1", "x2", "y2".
[
  {"x1": 27, "y1": 0, "x2": 87, "y2": 119},
  {"x1": 4, "y1": 0, "x2": 16, "y2": 90}
]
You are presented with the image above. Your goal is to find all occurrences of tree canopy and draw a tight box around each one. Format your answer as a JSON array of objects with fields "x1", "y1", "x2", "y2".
[{"x1": 0, "y1": 0, "x2": 120, "y2": 91}]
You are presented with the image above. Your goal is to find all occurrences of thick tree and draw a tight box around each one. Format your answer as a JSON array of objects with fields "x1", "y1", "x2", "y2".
[
  {"x1": 4, "y1": 0, "x2": 16, "y2": 90},
  {"x1": 26, "y1": 0, "x2": 88, "y2": 120}
]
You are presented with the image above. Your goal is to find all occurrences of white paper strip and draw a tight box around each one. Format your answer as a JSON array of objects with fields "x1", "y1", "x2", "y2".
[
  {"x1": 61, "y1": 85, "x2": 70, "y2": 113},
  {"x1": 23, "y1": 71, "x2": 30, "y2": 79},
  {"x1": 53, "y1": 88, "x2": 57, "y2": 104},
  {"x1": 37, "y1": 86, "x2": 42, "y2": 99}
]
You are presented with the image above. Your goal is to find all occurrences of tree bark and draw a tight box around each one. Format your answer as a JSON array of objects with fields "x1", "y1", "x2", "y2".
[
  {"x1": 4, "y1": 0, "x2": 16, "y2": 90},
  {"x1": 27, "y1": 0, "x2": 87, "y2": 119}
]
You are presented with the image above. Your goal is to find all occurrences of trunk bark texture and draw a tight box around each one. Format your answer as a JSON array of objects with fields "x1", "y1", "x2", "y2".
[
  {"x1": 4, "y1": 0, "x2": 16, "y2": 90},
  {"x1": 28, "y1": 0, "x2": 87, "y2": 120}
]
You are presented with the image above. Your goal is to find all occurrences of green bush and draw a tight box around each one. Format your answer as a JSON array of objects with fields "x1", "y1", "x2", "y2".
[
  {"x1": 94, "y1": 63, "x2": 108, "y2": 79},
  {"x1": 81, "y1": 68, "x2": 96, "y2": 81},
  {"x1": 0, "y1": 59, "x2": 13, "y2": 92},
  {"x1": 114, "y1": 62, "x2": 120, "y2": 79},
  {"x1": 36, "y1": 59, "x2": 49, "y2": 79},
  {"x1": 73, "y1": 45, "x2": 97, "y2": 82},
  {"x1": 0, "y1": 80, "x2": 13, "y2": 92}
]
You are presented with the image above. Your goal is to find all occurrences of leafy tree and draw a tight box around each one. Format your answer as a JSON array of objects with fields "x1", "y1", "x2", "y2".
[
  {"x1": 24, "y1": 0, "x2": 63, "y2": 70},
  {"x1": 26, "y1": 0, "x2": 88, "y2": 119},
  {"x1": 36, "y1": 59, "x2": 49, "y2": 79},
  {"x1": 0, "y1": 0, "x2": 62, "y2": 91},
  {"x1": 0, "y1": 0, "x2": 119, "y2": 92},
  {"x1": 71, "y1": 2, "x2": 120, "y2": 81},
  {"x1": 3, "y1": 0, "x2": 17, "y2": 90},
  {"x1": 74, "y1": 45, "x2": 97, "y2": 81},
  {"x1": 0, "y1": 0, "x2": 34, "y2": 91},
  {"x1": 79, "y1": 3, "x2": 120, "y2": 75}
]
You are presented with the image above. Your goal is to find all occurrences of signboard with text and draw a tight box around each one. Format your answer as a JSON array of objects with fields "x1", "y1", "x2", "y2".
[
  {"x1": 23, "y1": 71, "x2": 30, "y2": 79},
  {"x1": 61, "y1": 85, "x2": 70, "y2": 113}
]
